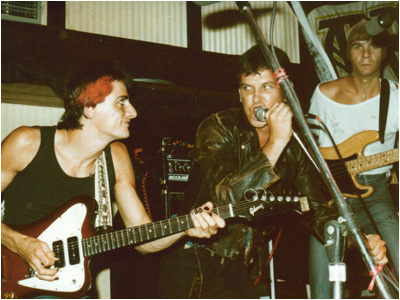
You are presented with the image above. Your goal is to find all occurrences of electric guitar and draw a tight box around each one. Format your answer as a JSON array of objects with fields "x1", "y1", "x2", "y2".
[
  {"x1": 320, "y1": 130, "x2": 399, "y2": 198},
  {"x1": 1, "y1": 193, "x2": 309, "y2": 299}
]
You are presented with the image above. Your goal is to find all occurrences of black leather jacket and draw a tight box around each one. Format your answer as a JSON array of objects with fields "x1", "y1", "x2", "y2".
[{"x1": 184, "y1": 108, "x2": 336, "y2": 260}]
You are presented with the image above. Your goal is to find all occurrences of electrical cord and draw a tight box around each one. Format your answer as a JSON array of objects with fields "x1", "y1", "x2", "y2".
[
  {"x1": 133, "y1": 148, "x2": 153, "y2": 220},
  {"x1": 265, "y1": 228, "x2": 283, "y2": 266}
]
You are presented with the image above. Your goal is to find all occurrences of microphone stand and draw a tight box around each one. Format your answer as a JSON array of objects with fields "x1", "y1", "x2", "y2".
[{"x1": 235, "y1": 2, "x2": 392, "y2": 298}]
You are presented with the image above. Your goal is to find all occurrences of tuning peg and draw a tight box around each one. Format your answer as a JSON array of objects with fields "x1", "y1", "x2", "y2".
[{"x1": 256, "y1": 188, "x2": 267, "y2": 201}]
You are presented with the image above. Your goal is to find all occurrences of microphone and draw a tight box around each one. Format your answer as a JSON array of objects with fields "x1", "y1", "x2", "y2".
[
  {"x1": 365, "y1": 8, "x2": 397, "y2": 36},
  {"x1": 255, "y1": 106, "x2": 268, "y2": 122}
]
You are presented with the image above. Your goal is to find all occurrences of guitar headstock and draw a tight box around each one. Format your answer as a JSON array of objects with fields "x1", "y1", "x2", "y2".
[{"x1": 231, "y1": 188, "x2": 310, "y2": 221}]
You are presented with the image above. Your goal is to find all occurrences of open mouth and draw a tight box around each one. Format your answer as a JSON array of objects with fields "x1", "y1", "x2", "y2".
[{"x1": 252, "y1": 105, "x2": 267, "y2": 122}]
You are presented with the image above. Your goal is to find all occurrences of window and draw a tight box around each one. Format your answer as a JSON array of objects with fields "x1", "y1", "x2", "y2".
[{"x1": 1, "y1": 1, "x2": 45, "y2": 24}]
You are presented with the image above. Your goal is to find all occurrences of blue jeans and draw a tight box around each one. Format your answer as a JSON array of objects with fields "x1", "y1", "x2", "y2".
[{"x1": 309, "y1": 173, "x2": 399, "y2": 298}]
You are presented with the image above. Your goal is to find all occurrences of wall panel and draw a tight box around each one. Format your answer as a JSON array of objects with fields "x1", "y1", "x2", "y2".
[
  {"x1": 201, "y1": 1, "x2": 299, "y2": 63},
  {"x1": 1, "y1": 103, "x2": 64, "y2": 141},
  {"x1": 66, "y1": 1, "x2": 188, "y2": 47}
]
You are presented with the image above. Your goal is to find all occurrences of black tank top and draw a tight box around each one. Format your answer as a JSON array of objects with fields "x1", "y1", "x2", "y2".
[{"x1": 3, "y1": 126, "x2": 116, "y2": 226}]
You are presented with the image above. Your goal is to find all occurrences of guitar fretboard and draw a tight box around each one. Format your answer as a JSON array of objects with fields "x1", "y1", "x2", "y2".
[
  {"x1": 81, "y1": 195, "x2": 301, "y2": 257},
  {"x1": 346, "y1": 148, "x2": 398, "y2": 175}
]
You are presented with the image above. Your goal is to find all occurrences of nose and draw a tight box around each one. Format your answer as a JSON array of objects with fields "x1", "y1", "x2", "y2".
[
  {"x1": 362, "y1": 46, "x2": 371, "y2": 58},
  {"x1": 254, "y1": 88, "x2": 263, "y2": 103},
  {"x1": 126, "y1": 101, "x2": 137, "y2": 119}
]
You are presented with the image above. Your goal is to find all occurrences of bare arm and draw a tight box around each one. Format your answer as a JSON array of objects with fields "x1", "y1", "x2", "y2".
[
  {"x1": 110, "y1": 142, "x2": 225, "y2": 254},
  {"x1": 1, "y1": 127, "x2": 58, "y2": 280}
]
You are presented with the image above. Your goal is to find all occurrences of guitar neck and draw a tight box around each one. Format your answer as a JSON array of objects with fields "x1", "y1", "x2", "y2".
[
  {"x1": 81, "y1": 205, "x2": 235, "y2": 257},
  {"x1": 81, "y1": 195, "x2": 305, "y2": 258},
  {"x1": 346, "y1": 148, "x2": 399, "y2": 175}
]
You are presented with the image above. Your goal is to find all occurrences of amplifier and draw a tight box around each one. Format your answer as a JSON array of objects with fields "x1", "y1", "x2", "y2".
[
  {"x1": 166, "y1": 158, "x2": 191, "y2": 182},
  {"x1": 161, "y1": 137, "x2": 193, "y2": 217}
]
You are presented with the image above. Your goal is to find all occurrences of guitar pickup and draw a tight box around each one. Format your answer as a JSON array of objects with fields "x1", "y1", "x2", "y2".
[
  {"x1": 52, "y1": 240, "x2": 65, "y2": 268},
  {"x1": 67, "y1": 236, "x2": 80, "y2": 265}
]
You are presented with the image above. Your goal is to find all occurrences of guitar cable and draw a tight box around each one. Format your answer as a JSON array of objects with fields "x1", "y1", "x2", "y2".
[
  {"x1": 133, "y1": 148, "x2": 153, "y2": 220},
  {"x1": 305, "y1": 114, "x2": 399, "y2": 293}
]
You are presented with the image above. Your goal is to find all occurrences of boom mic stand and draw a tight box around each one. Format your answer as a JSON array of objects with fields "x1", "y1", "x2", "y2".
[{"x1": 235, "y1": 2, "x2": 393, "y2": 298}]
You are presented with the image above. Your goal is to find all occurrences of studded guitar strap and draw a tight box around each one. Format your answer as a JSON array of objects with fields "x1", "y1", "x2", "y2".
[{"x1": 94, "y1": 151, "x2": 113, "y2": 232}]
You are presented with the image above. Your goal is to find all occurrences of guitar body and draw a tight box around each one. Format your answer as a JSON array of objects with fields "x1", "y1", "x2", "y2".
[
  {"x1": 1, "y1": 195, "x2": 97, "y2": 299},
  {"x1": 320, "y1": 131, "x2": 399, "y2": 199}
]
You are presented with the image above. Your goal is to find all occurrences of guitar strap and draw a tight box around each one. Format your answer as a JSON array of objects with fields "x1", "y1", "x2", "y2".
[
  {"x1": 94, "y1": 151, "x2": 113, "y2": 231},
  {"x1": 379, "y1": 78, "x2": 390, "y2": 144}
]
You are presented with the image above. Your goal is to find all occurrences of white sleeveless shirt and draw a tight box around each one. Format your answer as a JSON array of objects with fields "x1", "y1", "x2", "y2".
[{"x1": 309, "y1": 80, "x2": 399, "y2": 175}]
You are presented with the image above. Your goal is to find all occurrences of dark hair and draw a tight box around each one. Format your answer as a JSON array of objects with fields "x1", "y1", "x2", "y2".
[
  {"x1": 346, "y1": 18, "x2": 390, "y2": 65},
  {"x1": 238, "y1": 45, "x2": 291, "y2": 83},
  {"x1": 57, "y1": 58, "x2": 132, "y2": 130}
]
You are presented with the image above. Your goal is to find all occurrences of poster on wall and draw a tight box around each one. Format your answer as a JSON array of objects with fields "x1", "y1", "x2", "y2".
[{"x1": 293, "y1": 1, "x2": 398, "y2": 83}]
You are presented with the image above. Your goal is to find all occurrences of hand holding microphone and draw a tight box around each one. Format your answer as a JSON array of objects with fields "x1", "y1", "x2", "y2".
[
  {"x1": 256, "y1": 104, "x2": 322, "y2": 172},
  {"x1": 255, "y1": 103, "x2": 293, "y2": 142},
  {"x1": 256, "y1": 103, "x2": 292, "y2": 167}
]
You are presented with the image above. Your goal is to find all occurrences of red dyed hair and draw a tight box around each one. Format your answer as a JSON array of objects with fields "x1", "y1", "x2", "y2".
[{"x1": 76, "y1": 76, "x2": 114, "y2": 106}]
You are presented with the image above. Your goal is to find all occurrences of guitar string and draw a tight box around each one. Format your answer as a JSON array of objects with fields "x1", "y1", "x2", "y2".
[
  {"x1": 326, "y1": 151, "x2": 396, "y2": 179},
  {"x1": 53, "y1": 197, "x2": 298, "y2": 254},
  {"x1": 59, "y1": 199, "x2": 294, "y2": 252},
  {"x1": 329, "y1": 151, "x2": 396, "y2": 169}
]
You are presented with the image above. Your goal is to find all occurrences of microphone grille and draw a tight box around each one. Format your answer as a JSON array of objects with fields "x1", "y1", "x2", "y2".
[{"x1": 255, "y1": 107, "x2": 267, "y2": 122}]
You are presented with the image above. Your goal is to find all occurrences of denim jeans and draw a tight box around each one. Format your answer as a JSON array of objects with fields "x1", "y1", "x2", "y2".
[
  {"x1": 159, "y1": 245, "x2": 259, "y2": 299},
  {"x1": 309, "y1": 173, "x2": 399, "y2": 298}
]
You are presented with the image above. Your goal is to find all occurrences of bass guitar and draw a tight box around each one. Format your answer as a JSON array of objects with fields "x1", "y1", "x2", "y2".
[
  {"x1": 320, "y1": 130, "x2": 399, "y2": 198},
  {"x1": 1, "y1": 193, "x2": 309, "y2": 299}
]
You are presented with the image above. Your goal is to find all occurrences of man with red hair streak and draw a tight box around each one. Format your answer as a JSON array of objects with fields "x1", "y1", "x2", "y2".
[{"x1": 1, "y1": 59, "x2": 225, "y2": 296}]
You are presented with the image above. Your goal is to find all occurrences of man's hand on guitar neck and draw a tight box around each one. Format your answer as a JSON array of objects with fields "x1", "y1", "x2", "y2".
[
  {"x1": 2, "y1": 222, "x2": 59, "y2": 281},
  {"x1": 186, "y1": 201, "x2": 225, "y2": 238}
]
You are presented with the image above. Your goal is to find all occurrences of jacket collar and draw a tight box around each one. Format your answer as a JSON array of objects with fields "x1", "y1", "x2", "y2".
[{"x1": 237, "y1": 108, "x2": 258, "y2": 146}]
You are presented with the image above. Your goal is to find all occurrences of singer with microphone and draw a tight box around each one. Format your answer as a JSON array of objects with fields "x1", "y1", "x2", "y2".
[
  {"x1": 308, "y1": 17, "x2": 398, "y2": 298},
  {"x1": 158, "y1": 45, "x2": 387, "y2": 299}
]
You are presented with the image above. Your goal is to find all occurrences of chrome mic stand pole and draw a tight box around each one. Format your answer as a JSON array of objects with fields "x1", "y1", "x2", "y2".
[
  {"x1": 235, "y1": 2, "x2": 392, "y2": 298},
  {"x1": 324, "y1": 219, "x2": 348, "y2": 298}
]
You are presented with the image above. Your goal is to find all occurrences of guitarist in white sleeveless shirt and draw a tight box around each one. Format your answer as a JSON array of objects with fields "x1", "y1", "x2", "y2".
[{"x1": 308, "y1": 19, "x2": 399, "y2": 298}]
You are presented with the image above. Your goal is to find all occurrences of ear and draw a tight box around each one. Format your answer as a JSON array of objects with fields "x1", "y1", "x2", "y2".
[
  {"x1": 239, "y1": 89, "x2": 243, "y2": 103},
  {"x1": 84, "y1": 105, "x2": 95, "y2": 119}
]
